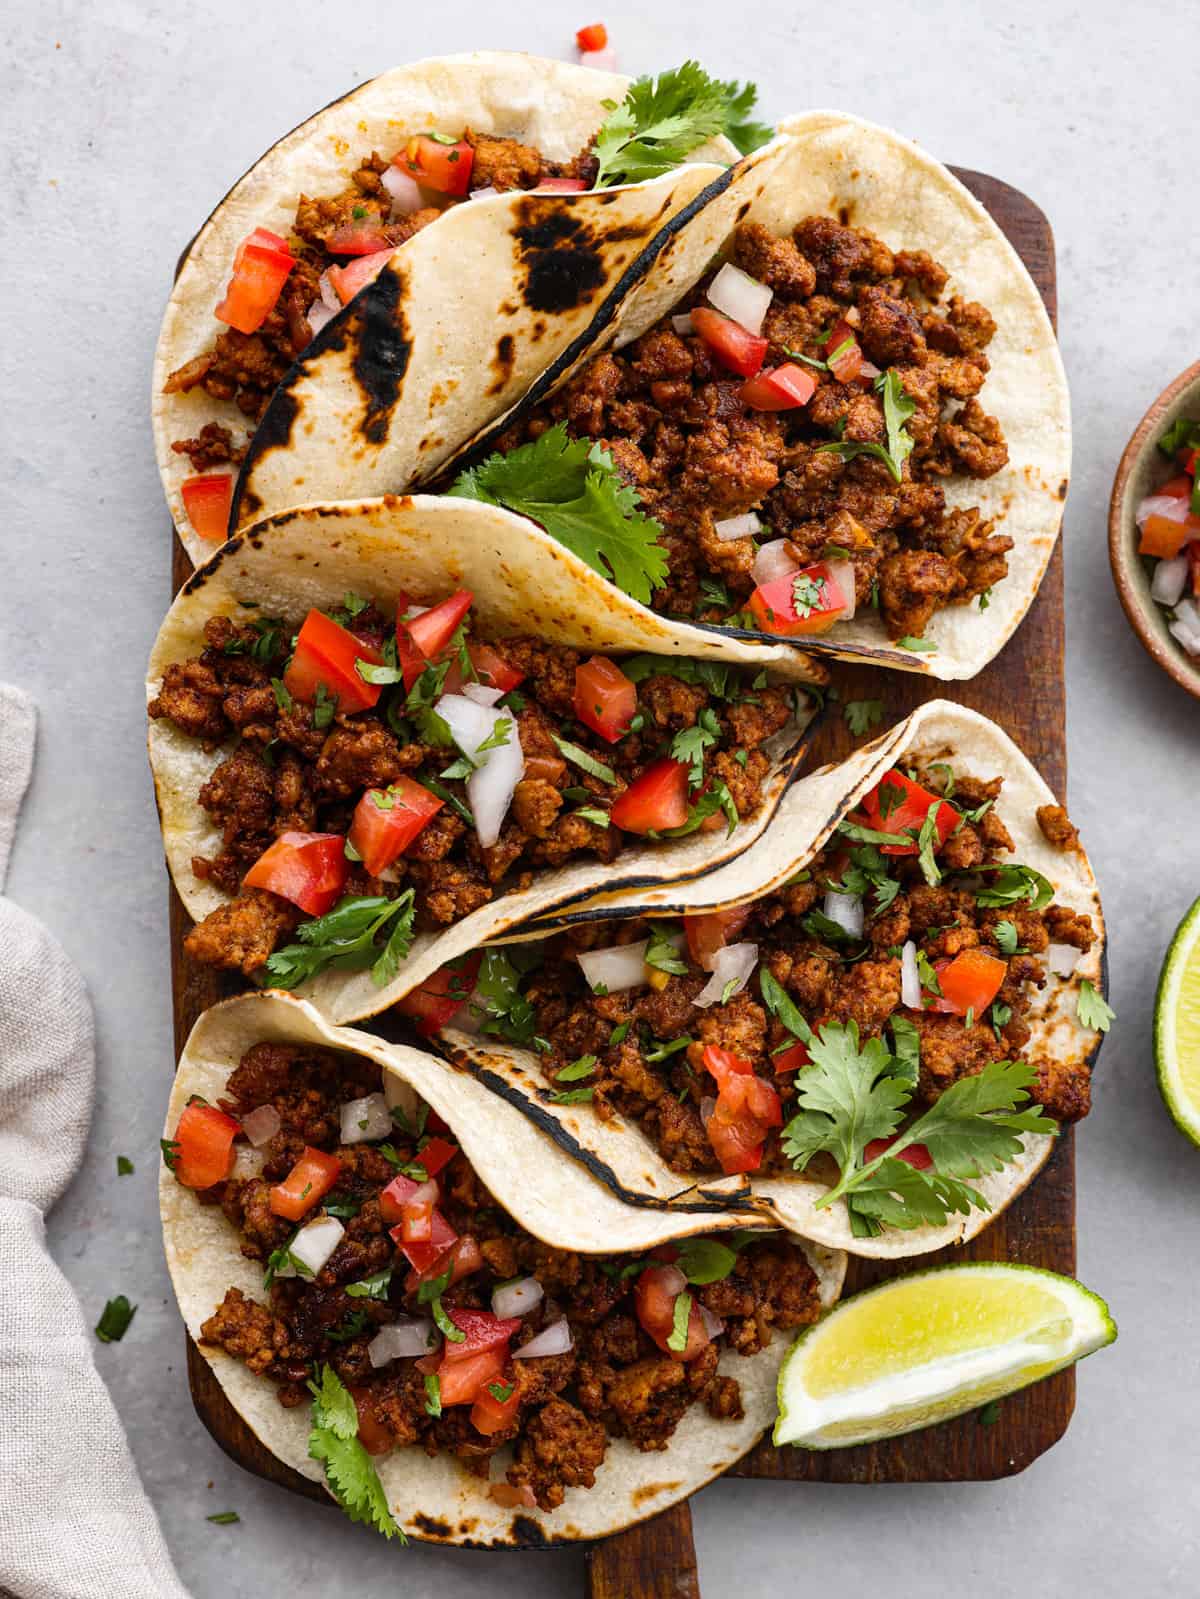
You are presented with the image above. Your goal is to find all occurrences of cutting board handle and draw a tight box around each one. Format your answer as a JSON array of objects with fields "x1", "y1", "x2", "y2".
[{"x1": 585, "y1": 1500, "x2": 701, "y2": 1598}]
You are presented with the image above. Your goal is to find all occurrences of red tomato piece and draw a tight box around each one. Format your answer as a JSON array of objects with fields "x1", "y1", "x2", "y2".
[
  {"x1": 180, "y1": 474, "x2": 233, "y2": 543},
  {"x1": 269, "y1": 1146, "x2": 341, "y2": 1221},
  {"x1": 700, "y1": 1043, "x2": 752, "y2": 1089},
  {"x1": 396, "y1": 136, "x2": 474, "y2": 197},
  {"x1": 684, "y1": 906, "x2": 751, "y2": 968},
  {"x1": 441, "y1": 640, "x2": 525, "y2": 697},
  {"x1": 440, "y1": 1310, "x2": 523, "y2": 1364},
  {"x1": 1159, "y1": 474, "x2": 1194, "y2": 500},
  {"x1": 243, "y1": 831, "x2": 347, "y2": 917},
  {"x1": 400, "y1": 1201, "x2": 433, "y2": 1243},
  {"x1": 416, "y1": 1136, "x2": 457, "y2": 1179},
  {"x1": 574, "y1": 656, "x2": 637, "y2": 743},
  {"x1": 1188, "y1": 542, "x2": 1200, "y2": 597},
  {"x1": 215, "y1": 230, "x2": 295, "y2": 334},
  {"x1": 856, "y1": 769, "x2": 959, "y2": 859},
  {"x1": 470, "y1": 1379, "x2": 520, "y2": 1435},
  {"x1": 326, "y1": 248, "x2": 395, "y2": 306},
  {"x1": 396, "y1": 590, "x2": 475, "y2": 688},
  {"x1": 772, "y1": 1040, "x2": 811, "y2": 1074},
  {"x1": 348, "y1": 779, "x2": 444, "y2": 876},
  {"x1": 575, "y1": 21, "x2": 608, "y2": 50},
  {"x1": 378, "y1": 1173, "x2": 421, "y2": 1224},
  {"x1": 437, "y1": 1345, "x2": 507, "y2": 1406},
  {"x1": 394, "y1": 953, "x2": 482, "y2": 1038},
  {"x1": 1184, "y1": 450, "x2": 1198, "y2": 477},
  {"x1": 934, "y1": 948, "x2": 1007, "y2": 1017},
  {"x1": 748, "y1": 561, "x2": 848, "y2": 637},
  {"x1": 634, "y1": 1265, "x2": 713, "y2": 1362},
  {"x1": 1140, "y1": 514, "x2": 1197, "y2": 560},
  {"x1": 283, "y1": 608, "x2": 384, "y2": 714},
  {"x1": 690, "y1": 307, "x2": 768, "y2": 377},
  {"x1": 326, "y1": 220, "x2": 394, "y2": 256},
  {"x1": 609, "y1": 758, "x2": 690, "y2": 834},
  {"x1": 405, "y1": 1235, "x2": 484, "y2": 1295},
  {"x1": 350, "y1": 1387, "x2": 394, "y2": 1456},
  {"x1": 864, "y1": 1136, "x2": 933, "y2": 1170},
  {"x1": 701, "y1": 1045, "x2": 781, "y2": 1175},
  {"x1": 739, "y1": 363, "x2": 818, "y2": 411},
  {"x1": 170, "y1": 1100, "x2": 240, "y2": 1189},
  {"x1": 393, "y1": 1207, "x2": 458, "y2": 1272},
  {"x1": 825, "y1": 320, "x2": 864, "y2": 383}
]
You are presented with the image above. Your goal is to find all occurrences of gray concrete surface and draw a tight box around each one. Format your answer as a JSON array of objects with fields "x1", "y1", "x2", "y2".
[{"x1": 3, "y1": 2, "x2": 1198, "y2": 1594}]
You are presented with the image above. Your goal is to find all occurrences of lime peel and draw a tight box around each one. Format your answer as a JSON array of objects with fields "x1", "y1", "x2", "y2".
[{"x1": 1155, "y1": 894, "x2": 1200, "y2": 1148}]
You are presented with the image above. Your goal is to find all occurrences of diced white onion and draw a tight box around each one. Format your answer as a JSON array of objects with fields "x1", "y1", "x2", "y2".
[
  {"x1": 1175, "y1": 597, "x2": 1200, "y2": 631},
  {"x1": 368, "y1": 1318, "x2": 437, "y2": 1367},
  {"x1": 706, "y1": 262, "x2": 772, "y2": 335},
  {"x1": 469, "y1": 184, "x2": 500, "y2": 201},
  {"x1": 579, "y1": 47, "x2": 618, "y2": 70},
  {"x1": 381, "y1": 164, "x2": 424, "y2": 215},
  {"x1": 858, "y1": 359, "x2": 882, "y2": 382},
  {"x1": 695, "y1": 941, "x2": 759, "y2": 1008},
  {"x1": 825, "y1": 559, "x2": 858, "y2": 623},
  {"x1": 318, "y1": 270, "x2": 340, "y2": 312},
  {"x1": 306, "y1": 299, "x2": 337, "y2": 337},
  {"x1": 713, "y1": 512, "x2": 762, "y2": 542},
  {"x1": 1169, "y1": 618, "x2": 1200, "y2": 657},
  {"x1": 1047, "y1": 943, "x2": 1081, "y2": 977},
  {"x1": 901, "y1": 940, "x2": 921, "y2": 1009},
  {"x1": 405, "y1": 1177, "x2": 440, "y2": 1211},
  {"x1": 1152, "y1": 554, "x2": 1190, "y2": 606},
  {"x1": 492, "y1": 1276, "x2": 544, "y2": 1318},
  {"x1": 698, "y1": 1304, "x2": 725, "y2": 1340},
  {"x1": 752, "y1": 538, "x2": 801, "y2": 587},
  {"x1": 578, "y1": 939, "x2": 650, "y2": 994},
  {"x1": 339, "y1": 1092, "x2": 392, "y2": 1145},
  {"x1": 823, "y1": 891, "x2": 864, "y2": 939},
  {"x1": 700, "y1": 1095, "x2": 716, "y2": 1128},
  {"x1": 280, "y1": 1215, "x2": 344, "y2": 1279},
  {"x1": 436, "y1": 694, "x2": 525, "y2": 848},
  {"x1": 462, "y1": 682, "x2": 505, "y2": 707},
  {"x1": 1136, "y1": 493, "x2": 1193, "y2": 529},
  {"x1": 671, "y1": 312, "x2": 695, "y2": 336},
  {"x1": 512, "y1": 1318, "x2": 573, "y2": 1358},
  {"x1": 241, "y1": 1104, "x2": 281, "y2": 1148}
]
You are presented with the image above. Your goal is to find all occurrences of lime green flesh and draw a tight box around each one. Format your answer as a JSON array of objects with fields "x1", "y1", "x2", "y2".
[
  {"x1": 1156, "y1": 896, "x2": 1200, "y2": 1147},
  {"x1": 775, "y1": 1263, "x2": 1116, "y2": 1450}
]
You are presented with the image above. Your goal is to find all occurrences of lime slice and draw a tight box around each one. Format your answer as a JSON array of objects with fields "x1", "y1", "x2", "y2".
[
  {"x1": 1155, "y1": 894, "x2": 1200, "y2": 1147},
  {"x1": 774, "y1": 1262, "x2": 1115, "y2": 1449}
]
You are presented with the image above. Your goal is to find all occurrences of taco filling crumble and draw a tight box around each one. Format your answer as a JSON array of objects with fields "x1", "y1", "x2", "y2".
[
  {"x1": 148, "y1": 587, "x2": 807, "y2": 980},
  {"x1": 167, "y1": 1041, "x2": 824, "y2": 1523},
  {"x1": 427, "y1": 761, "x2": 1098, "y2": 1236},
  {"x1": 461, "y1": 215, "x2": 1012, "y2": 645}
]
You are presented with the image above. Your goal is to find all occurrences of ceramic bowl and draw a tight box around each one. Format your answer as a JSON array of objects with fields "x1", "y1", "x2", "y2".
[{"x1": 1108, "y1": 358, "x2": 1200, "y2": 701}]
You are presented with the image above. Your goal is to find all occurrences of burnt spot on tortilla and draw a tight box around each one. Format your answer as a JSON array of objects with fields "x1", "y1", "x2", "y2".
[
  {"x1": 1057, "y1": 478, "x2": 1069, "y2": 500},
  {"x1": 632, "y1": 1480, "x2": 682, "y2": 1506},
  {"x1": 487, "y1": 333, "x2": 516, "y2": 397},
  {"x1": 838, "y1": 203, "x2": 852, "y2": 225},
  {"x1": 412, "y1": 1513, "x2": 453, "y2": 1539},
  {"x1": 512, "y1": 1515, "x2": 551, "y2": 1547},
  {"x1": 736, "y1": 200, "x2": 753, "y2": 222},
  {"x1": 513, "y1": 204, "x2": 615, "y2": 314},
  {"x1": 352, "y1": 266, "x2": 412, "y2": 446},
  {"x1": 244, "y1": 388, "x2": 300, "y2": 463}
]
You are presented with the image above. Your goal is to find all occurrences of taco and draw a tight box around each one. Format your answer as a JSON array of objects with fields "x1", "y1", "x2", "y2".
[
  {"x1": 146, "y1": 497, "x2": 822, "y2": 1026},
  {"x1": 155, "y1": 52, "x2": 769, "y2": 562},
  {"x1": 434, "y1": 110, "x2": 1070, "y2": 681},
  {"x1": 160, "y1": 990, "x2": 845, "y2": 1544},
  {"x1": 419, "y1": 701, "x2": 1108, "y2": 1258}
]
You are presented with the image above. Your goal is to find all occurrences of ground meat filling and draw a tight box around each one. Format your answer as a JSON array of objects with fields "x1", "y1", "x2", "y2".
[
  {"x1": 165, "y1": 134, "x2": 600, "y2": 457},
  {"x1": 498, "y1": 765, "x2": 1095, "y2": 1177},
  {"x1": 499, "y1": 216, "x2": 1011, "y2": 639},
  {"x1": 193, "y1": 1045, "x2": 821, "y2": 1512},
  {"x1": 148, "y1": 611, "x2": 794, "y2": 975}
]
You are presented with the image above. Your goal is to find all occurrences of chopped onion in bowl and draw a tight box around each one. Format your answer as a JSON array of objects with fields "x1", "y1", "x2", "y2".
[
  {"x1": 823, "y1": 891, "x2": 863, "y2": 940},
  {"x1": 381, "y1": 164, "x2": 424, "y2": 215},
  {"x1": 1136, "y1": 492, "x2": 1194, "y2": 528},
  {"x1": 513, "y1": 1318, "x2": 573, "y2": 1358},
  {"x1": 713, "y1": 512, "x2": 762, "y2": 542},
  {"x1": 462, "y1": 682, "x2": 505, "y2": 707},
  {"x1": 1047, "y1": 943, "x2": 1081, "y2": 977},
  {"x1": 368, "y1": 1318, "x2": 437, "y2": 1367},
  {"x1": 492, "y1": 1276, "x2": 544, "y2": 1318},
  {"x1": 241, "y1": 1104, "x2": 281, "y2": 1148},
  {"x1": 752, "y1": 538, "x2": 800, "y2": 588},
  {"x1": 706, "y1": 262, "x2": 772, "y2": 334},
  {"x1": 901, "y1": 940, "x2": 921, "y2": 1009},
  {"x1": 671, "y1": 312, "x2": 695, "y2": 336},
  {"x1": 1169, "y1": 618, "x2": 1200, "y2": 658},
  {"x1": 339, "y1": 1092, "x2": 392, "y2": 1145},
  {"x1": 306, "y1": 299, "x2": 337, "y2": 337},
  {"x1": 698, "y1": 1304, "x2": 725, "y2": 1340},
  {"x1": 1152, "y1": 554, "x2": 1190, "y2": 606},
  {"x1": 279, "y1": 1215, "x2": 344, "y2": 1279},
  {"x1": 695, "y1": 941, "x2": 759, "y2": 1008},
  {"x1": 1175, "y1": 597, "x2": 1200, "y2": 632},
  {"x1": 436, "y1": 694, "x2": 525, "y2": 847},
  {"x1": 825, "y1": 559, "x2": 858, "y2": 622},
  {"x1": 578, "y1": 939, "x2": 649, "y2": 994},
  {"x1": 468, "y1": 184, "x2": 500, "y2": 201}
]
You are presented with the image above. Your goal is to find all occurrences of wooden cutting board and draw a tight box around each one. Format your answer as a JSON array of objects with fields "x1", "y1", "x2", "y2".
[{"x1": 167, "y1": 167, "x2": 1069, "y2": 1590}]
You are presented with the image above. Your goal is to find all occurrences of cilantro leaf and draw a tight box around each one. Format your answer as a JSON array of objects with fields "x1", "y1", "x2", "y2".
[
  {"x1": 816, "y1": 369, "x2": 916, "y2": 484},
  {"x1": 781, "y1": 1021, "x2": 908, "y2": 1173},
  {"x1": 675, "y1": 1238, "x2": 737, "y2": 1284},
  {"x1": 95, "y1": 1295, "x2": 136, "y2": 1343},
  {"x1": 551, "y1": 734, "x2": 616, "y2": 784},
  {"x1": 888, "y1": 1015, "x2": 921, "y2": 1087},
  {"x1": 645, "y1": 924, "x2": 689, "y2": 976},
  {"x1": 712, "y1": 76, "x2": 773, "y2": 154},
  {"x1": 450, "y1": 425, "x2": 667, "y2": 603},
  {"x1": 1076, "y1": 979, "x2": 1114, "y2": 1033},
  {"x1": 469, "y1": 947, "x2": 545, "y2": 1048},
  {"x1": 556, "y1": 1054, "x2": 598, "y2": 1083},
  {"x1": 264, "y1": 892, "x2": 416, "y2": 990},
  {"x1": 973, "y1": 865, "x2": 1054, "y2": 912},
  {"x1": 593, "y1": 61, "x2": 757, "y2": 187},
  {"x1": 671, "y1": 707, "x2": 721, "y2": 787},
  {"x1": 308, "y1": 1366, "x2": 404, "y2": 1541},
  {"x1": 844, "y1": 700, "x2": 884, "y2": 736},
  {"x1": 993, "y1": 920, "x2": 1020, "y2": 956},
  {"x1": 897, "y1": 635, "x2": 937, "y2": 653},
  {"x1": 666, "y1": 1290, "x2": 693, "y2": 1353},
  {"x1": 345, "y1": 1268, "x2": 393, "y2": 1301}
]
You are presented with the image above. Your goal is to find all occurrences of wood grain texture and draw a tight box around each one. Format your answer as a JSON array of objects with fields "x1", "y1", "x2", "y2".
[{"x1": 166, "y1": 167, "x2": 1073, "y2": 1532}]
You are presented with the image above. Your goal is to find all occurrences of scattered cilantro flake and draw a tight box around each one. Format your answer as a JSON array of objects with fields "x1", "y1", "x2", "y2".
[
  {"x1": 431, "y1": 1298, "x2": 465, "y2": 1343},
  {"x1": 95, "y1": 1296, "x2": 136, "y2": 1343},
  {"x1": 645, "y1": 924, "x2": 689, "y2": 976},
  {"x1": 206, "y1": 1511, "x2": 240, "y2": 1525},
  {"x1": 675, "y1": 1238, "x2": 737, "y2": 1284},
  {"x1": 993, "y1": 920, "x2": 1020, "y2": 956},
  {"x1": 116, "y1": 1155, "x2": 134, "y2": 1176},
  {"x1": 844, "y1": 700, "x2": 884, "y2": 736},
  {"x1": 671, "y1": 706, "x2": 721, "y2": 787},
  {"x1": 792, "y1": 573, "x2": 825, "y2": 619},
  {"x1": 346, "y1": 1268, "x2": 393, "y2": 1300},
  {"x1": 897, "y1": 635, "x2": 936, "y2": 654},
  {"x1": 645, "y1": 1036, "x2": 694, "y2": 1063},
  {"x1": 160, "y1": 1138, "x2": 180, "y2": 1172},
  {"x1": 312, "y1": 683, "x2": 337, "y2": 728},
  {"x1": 550, "y1": 1086, "x2": 596, "y2": 1105},
  {"x1": 550, "y1": 735, "x2": 616, "y2": 784},
  {"x1": 557, "y1": 1054, "x2": 598, "y2": 1083},
  {"x1": 1076, "y1": 979, "x2": 1114, "y2": 1034},
  {"x1": 666, "y1": 1290, "x2": 693, "y2": 1353},
  {"x1": 423, "y1": 1373, "x2": 442, "y2": 1418}
]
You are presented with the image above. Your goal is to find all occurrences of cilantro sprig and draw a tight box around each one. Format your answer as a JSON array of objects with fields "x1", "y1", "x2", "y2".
[
  {"x1": 263, "y1": 892, "x2": 416, "y2": 990},
  {"x1": 818, "y1": 370, "x2": 916, "y2": 483},
  {"x1": 307, "y1": 1366, "x2": 404, "y2": 1541},
  {"x1": 593, "y1": 62, "x2": 771, "y2": 187}
]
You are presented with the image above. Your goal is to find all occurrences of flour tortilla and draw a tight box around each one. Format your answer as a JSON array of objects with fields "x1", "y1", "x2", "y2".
[
  {"x1": 153, "y1": 50, "x2": 738, "y2": 562},
  {"x1": 160, "y1": 990, "x2": 845, "y2": 1545},
  {"x1": 147, "y1": 498, "x2": 823, "y2": 1026},
  {"x1": 438, "y1": 701, "x2": 1107, "y2": 1259},
  {"x1": 451, "y1": 111, "x2": 1072, "y2": 683}
]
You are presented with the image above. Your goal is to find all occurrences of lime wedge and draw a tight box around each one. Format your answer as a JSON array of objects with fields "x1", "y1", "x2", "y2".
[
  {"x1": 774, "y1": 1262, "x2": 1115, "y2": 1449},
  {"x1": 1155, "y1": 895, "x2": 1200, "y2": 1147}
]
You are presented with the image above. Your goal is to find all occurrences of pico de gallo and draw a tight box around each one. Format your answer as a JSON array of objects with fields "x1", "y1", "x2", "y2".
[
  {"x1": 419, "y1": 759, "x2": 1097, "y2": 1195},
  {"x1": 147, "y1": 588, "x2": 807, "y2": 980},
  {"x1": 1134, "y1": 415, "x2": 1200, "y2": 657},
  {"x1": 171, "y1": 1040, "x2": 824, "y2": 1518}
]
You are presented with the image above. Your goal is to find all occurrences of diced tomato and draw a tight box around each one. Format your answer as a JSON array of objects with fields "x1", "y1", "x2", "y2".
[
  {"x1": 690, "y1": 307, "x2": 768, "y2": 378},
  {"x1": 327, "y1": 248, "x2": 395, "y2": 306},
  {"x1": 748, "y1": 560, "x2": 848, "y2": 637},
  {"x1": 739, "y1": 363, "x2": 817, "y2": 411},
  {"x1": 470, "y1": 1379, "x2": 520, "y2": 1435},
  {"x1": 441, "y1": 640, "x2": 524, "y2": 697},
  {"x1": 283, "y1": 607, "x2": 384, "y2": 714},
  {"x1": 1184, "y1": 450, "x2": 1198, "y2": 477},
  {"x1": 609, "y1": 758, "x2": 690, "y2": 834},
  {"x1": 215, "y1": 229, "x2": 295, "y2": 334},
  {"x1": 684, "y1": 906, "x2": 751, "y2": 969},
  {"x1": 701, "y1": 1045, "x2": 781, "y2": 1175},
  {"x1": 348, "y1": 779, "x2": 444, "y2": 876},
  {"x1": 634, "y1": 1265, "x2": 713, "y2": 1363},
  {"x1": 440, "y1": 1309, "x2": 522, "y2": 1364},
  {"x1": 393, "y1": 1206, "x2": 457, "y2": 1272},
  {"x1": 243, "y1": 831, "x2": 347, "y2": 916},
  {"x1": 1159, "y1": 474, "x2": 1194, "y2": 500},
  {"x1": 378, "y1": 1172, "x2": 421, "y2": 1222},
  {"x1": 1140, "y1": 514, "x2": 1197, "y2": 560},
  {"x1": 855, "y1": 770, "x2": 960, "y2": 858},
  {"x1": 934, "y1": 948, "x2": 1007, "y2": 1017},
  {"x1": 405, "y1": 1235, "x2": 483, "y2": 1295},
  {"x1": 575, "y1": 21, "x2": 608, "y2": 50},
  {"x1": 1188, "y1": 542, "x2": 1200, "y2": 597},
  {"x1": 394, "y1": 953, "x2": 482, "y2": 1037},
  {"x1": 395, "y1": 590, "x2": 475, "y2": 688},
  {"x1": 269, "y1": 1146, "x2": 341, "y2": 1221},
  {"x1": 416, "y1": 1136, "x2": 457, "y2": 1179},
  {"x1": 170, "y1": 1100, "x2": 240, "y2": 1189},
  {"x1": 395, "y1": 136, "x2": 474, "y2": 197},
  {"x1": 326, "y1": 220, "x2": 394, "y2": 256},
  {"x1": 701, "y1": 1044, "x2": 752, "y2": 1089},
  {"x1": 864, "y1": 1136, "x2": 933, "y2": 1170},
  {"x1": 537, "y1": 177, "x2": 589, "y2": 192},
  {"x1": 180, "y1": 474, "x2": 233, "y2": 543},
  {"x1": 772, "y1": 1040, "x2": 811, "y2": 1074},
  {"x1": 574, "y1": 656, "x2": 637, "y2": 743},
  {"x1": 436, "y1": 1345, "x2": 507, "y2": 1406},
  {"x1": 400, "y1": 1201, "x2": 433, "y2": 1243},
  {"x1": 350, "y1": 1387, "x2": 394, "y2": 1456},
  {"x1": 825, "y1": 319, "x2": 864, "y2": 383}
]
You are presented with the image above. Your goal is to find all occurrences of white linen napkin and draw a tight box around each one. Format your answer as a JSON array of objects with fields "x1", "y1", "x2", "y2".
[{"x1": 0, "y1": 683, "x2": 190, "y2": 1599}]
